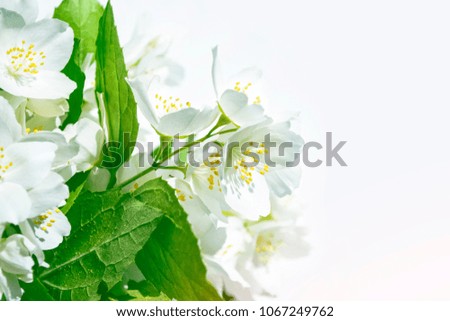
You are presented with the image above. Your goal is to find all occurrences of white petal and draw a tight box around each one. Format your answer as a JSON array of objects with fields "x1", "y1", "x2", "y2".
[
  {"x1": 18, "y1": 19, "x2": 74, "y2": 71},
  {"x1": 219, "y1": 90, "x2": 267, "y2": 127},
  {"x1": 0, "y1": 91, "x2": 28, "y2": 132},
  {"x1": 174, "y1": 179, "x2": 226, "y2": 255},
  {"x1": 211, "y1": 46, "x2": 223, "y2": 98},
  {"x1": 270, "y1": 194, "x2": 302, "y2": 221},
  {"x1": 123, "y1": 24, "x2": 170, "y2": 65},
  {"x1": 0, "y1": 182, "x2": 31, "y2": 224},
  {"x1": 25, "y1": 113, "x2": 59, "y2": 131},
  {"x1": 27, "y1": 98, "x2": 69, "y2": 117},
  {"x1": 230, "y1": 103, "x2": 266, "y2": 127},
  {"x1": 0, "y1": 90, "x2": 27, "y2": 109},
  {"x1": 0, "y1": 0, "x2": 37, "y2": 24},
  {"x1": 5, "y1": 70, "x2": 76, "y2": 100},
  {"x1": 71, "y1": 118, "x2": 104, "y2": 171},
  {"x1": 228, "y1": 66, "x2": 263, "y2": 90},
  {"x1": 0, "y1": 96, "x2": 21, "y2": 146},
  {"x1": 17, "y1": 221, "x2": 46, "y2": 267},
  {"x1": 27, "y1": 172, "x2": 68, "y2": 215},
  {"x1": 0, "y1": 10, "x2": 23, "y2": 71},
  {"x1": 128, "y1": 77, "x2": 159, "y2": 127},
  {"x1": 223, "y1": 173, "x2": 271, "y2": 221},
  {"x1": 201, "y1": 226, "x2": 227, "y2": 256},
  {"x1": 0, "y1": 269, "x2": 23, "y2": 301},
  {"x1": 157, "y1": 107, "x2": 219, "y2": 137},
  {"x1": 228, "y1": 119, "x2": 303, "y2": 164},
  {"x1": 249, "y1": 220, "x2": 309, "y2": 265},
  {"x1": 0, "y1": 234, "x2": 35, "y2": 276},
  {"x1": 220, "y1": 89, "x2": 247, "y2": 114},
  {"x1": 226, "y1": 117, "x2": 272, "y2": 143},
  {"x1": 85, "y1": 167, "x2": 110, "y2": 192},
  {"x1": 141, "y1": 57, "x2": 184, "y2": 87},
  {"x1": 189, "y1": 165, "x2": 228, "y2": 217},
  {"x1": 2, "y1": 141, "x2": 56, "y2": 189},
  {"x1": 265, "y1": 166, "x2": 301, "y2": 197},
  {"x1": 262, "y1": 121, "x2": 303, "y2": 163},
  {"x1": 204, "y1": 256, "x2": 251, "y2": 297},
  {"x1": 0, "y1": 8, "x2": 24, "y2": 32},
  {"x1": 22, "y1": 130, "x2": 79, "y2": 173},
  {"x1": 277, "y1": 226, "x2": 310, "y2": 259}
]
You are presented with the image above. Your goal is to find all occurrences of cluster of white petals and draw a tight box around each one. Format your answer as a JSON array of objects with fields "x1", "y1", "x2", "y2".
[
  {"x1": 0, "y1": 0, "x2": 103, "y2": 300},
  {"x1": 124, "y1": 47, "x2": 309, "y2": 299},
  {"x1": 0, "y1": 0, "x2": 308, "y2": 301}
]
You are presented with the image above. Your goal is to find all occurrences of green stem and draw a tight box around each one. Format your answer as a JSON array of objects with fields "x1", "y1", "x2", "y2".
[{"x1": 116, "y1": 127, "x2": 239, "y2": 189}]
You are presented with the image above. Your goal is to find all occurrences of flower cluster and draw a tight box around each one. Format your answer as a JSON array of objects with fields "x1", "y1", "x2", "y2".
[
  {"x1": 122, "y1": 47, "x2": 309, "y2": 298},
  {"x1": 0, "y1": 2, "x2": 101, "y2": 300},
  {"x1": 0, "y1": 0, "x2": 308, "y2": 300}
]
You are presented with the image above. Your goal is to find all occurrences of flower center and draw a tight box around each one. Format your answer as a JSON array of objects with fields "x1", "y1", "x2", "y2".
[
  {"x1": 0, "y1": 146, "x2": 13, "y2": 181},
  {"x1": 203, "y1": 153, "x2": 222, "y2": 192},
  {"x1": 175, "y1": 188, "x2": 193, "y2": 202},
  {"x1": 154, "y1": 93, "x2": 191, "y2": 114},
  {"x1": 255, "y1": 232, "x2": 282, "y2": 264},
  {"x1": 25, "y1": 126, "x2": 44, "y2": 134},
  {"x1": 207, "y1": 167, "x2": 221, "y2": 191},
  {"x1": 234, "y1": 81, "x2": 252, "y2": 93},
  {"x1": 234, "y1": 81, "x2": 261, "y2": 105},
  {"x1": 234, "y1": 143, "x2": 269, "y2": 185},
  {"x1": 5, "y1": 40, "x2": 46, "y2": 76},
  {"x1": 33, "y1": 208, "x2": 61, "y2": 232}
]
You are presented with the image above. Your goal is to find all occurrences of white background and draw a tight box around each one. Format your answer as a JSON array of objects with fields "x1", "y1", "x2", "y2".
[{"x1": 39, "y1": 0, "x2": 450, "y2": 300}]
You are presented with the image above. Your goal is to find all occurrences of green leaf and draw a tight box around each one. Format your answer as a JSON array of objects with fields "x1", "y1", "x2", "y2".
[
  {"x1": 128, "y1": 280, "x2": 162, "y2": 298},
  {"x1": 128, "y1": 290, "x2": 171, "y2": 301},
  {"x1": 61, "y1": 170, "x2": 91, "y2": 213},
  {"x1": 135, "y1": 184, "x2": 223, "y2": 301},
  {"x1": 36, "y1": 180, "x2": 168, "y2": 300},
  {"x1": 20, "y1": 279, "x2": 55, "y2": 301},
  {"x1": 95, "y1": 2, "x2": 139, "y2": 173},
  {"x1": 61, "y1": 39, "x2": 86, "y2": 129},
  {"x1": 104, "y1": 281, "x2": 170, "y2": 301},
  {"x1": 54, "y1": 0, "x2": 104, "y2": 66}
]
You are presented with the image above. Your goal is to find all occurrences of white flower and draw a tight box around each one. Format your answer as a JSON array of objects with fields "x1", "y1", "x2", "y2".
[
  {"x1": 0, "y1": 90, "x2": 69, "y2": 135},
  {"x1": 83, "y1": 17, "x2": 184, "y2": 117},
  {"x1": 204, "y1": 217, "x2": 254, "y2": 299},
  {"x1": 21, "y1": 131, "x2": 77, "y2": 177},
  {"x1": 59, "y1": 118, "x2": 104, "y2": 175},
  {"x1": 206, "y1": 196, "x2": 309, "y2": 299},
  {"x1": 19, "y1": 117, "x2": 104, "y2": 181},
  {"x1": 211, "y1": 47, "x2": 267, "y2": 127},
  {"x1": 240, "y1": 196, "x2": 309, "y2": 297},
  {"x1": 19, "y1": 208, "x2": 70, "y2": 252},
  {"x1": 171, "y1": 179, "x2": 226, "y2": 255},
  {"x1": 221, "y1": 119, "x2": 303, "y2": 220},
  {"x1": 26, "y1": 97, "x2": 69, "y2": 118},
  {"x1": 0, "y1": 99, "x2": 71, "y2": 270},
  {"x1": 0, "y1": 8, "x2": 76, "y2": 99},
  {"x1": 182, "y1": 118, "x2": 302, "y2": 221},
  {"x1": 130, "y1": 77, "x2": 219, "y2": 137},
  {"x1": 0, "y1": 234, "x2": 35, "y2": 301},
  {"x1": 0, "y1": 96, "x2": 70, "y2": 267},
  {"x1": 123, "y1": 20, "x2": 184, "y2": 86},
  {"x1": 0, "y1": 97, "x2": 67, "y2": 225},
  {"x1": 185, "y1": 144, "x2": 230, "y2": 218},
  {"x1": 248, "y1": 221, "x2": 308, "y2": 266}
]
